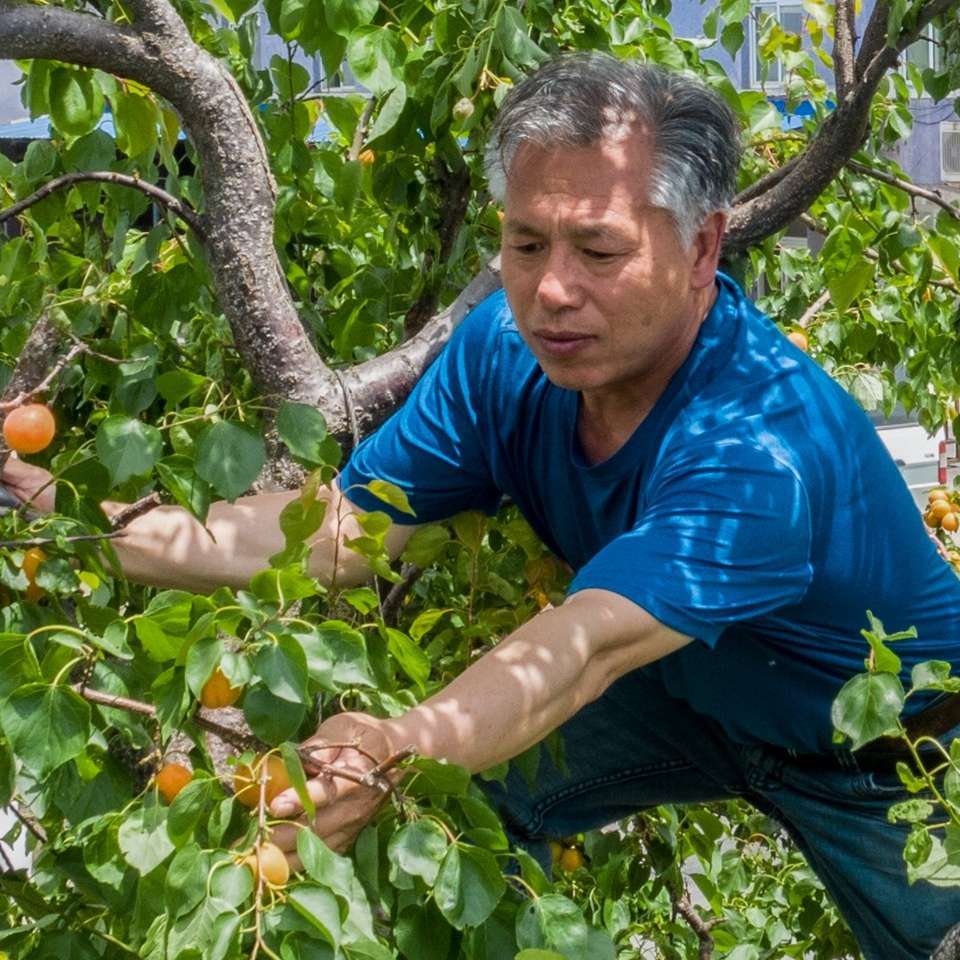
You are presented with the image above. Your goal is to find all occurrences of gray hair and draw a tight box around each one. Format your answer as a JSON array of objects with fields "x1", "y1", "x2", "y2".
[{"x1": 484, "y1": 53, "x2": 741, "y2": 248}]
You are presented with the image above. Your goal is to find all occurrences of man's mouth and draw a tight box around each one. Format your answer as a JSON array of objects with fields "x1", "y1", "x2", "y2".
[{"x1": 533, "y1": 330, "x2": 594, "y2": 358}]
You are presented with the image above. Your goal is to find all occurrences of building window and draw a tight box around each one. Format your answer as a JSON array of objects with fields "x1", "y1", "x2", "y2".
[
  {"x1": 904, "y1": 25, "x2": 945, "y2": 75},
  {"x1": 749, "y1": 2, "x2": 804, "y2": 89},
  {"x1": 310, "y1": 58, "x2": 360, "y2": 95}
]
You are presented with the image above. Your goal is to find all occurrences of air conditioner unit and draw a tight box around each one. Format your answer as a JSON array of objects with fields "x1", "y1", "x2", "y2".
[{"x1": 941, "y1": 122, "x2": 960, "y2": 182}]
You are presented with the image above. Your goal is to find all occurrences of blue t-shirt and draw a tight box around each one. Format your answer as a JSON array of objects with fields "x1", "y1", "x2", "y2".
[{"x1": 339, "y1": 273, "x2": 960, "y2": 753}]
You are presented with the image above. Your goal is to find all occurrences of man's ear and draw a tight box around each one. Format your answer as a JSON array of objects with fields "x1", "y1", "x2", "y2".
[{"x1": 690, "y1": 211, "x2": 727, "y2": 289}]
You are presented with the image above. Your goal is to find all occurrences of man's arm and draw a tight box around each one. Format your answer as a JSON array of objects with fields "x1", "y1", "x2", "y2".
[
  {"x1": 269, "y1": 589, "x2": 691, "y2": 851},
  {"x1": 1, "y1": 455, "x2": 415, "y2": 592}
]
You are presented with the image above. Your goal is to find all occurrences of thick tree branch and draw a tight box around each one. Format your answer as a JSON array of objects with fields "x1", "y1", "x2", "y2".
[
  {"x1": 0, "y1": 1, "x2": 338, "y2": 417},
  {"x1": 0, "y1": 171, "x2": 206, "y2": 238},
  {"x1": 834, "y1": 0, "x2": 857, "y2": 100},
  {"x1": 727, "y1": 0, "x2": 959, "y2": 252},
  {"x1": 337, "y1": 256, "x2": 502, "y2": 439},
  {"x1": 855, "y1": 0, "x2": 891, "y2": 81}
]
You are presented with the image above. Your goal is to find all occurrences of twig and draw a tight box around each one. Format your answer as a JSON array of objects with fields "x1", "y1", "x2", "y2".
[
  {"x1": 846, "y1": 159, "x2": 960, "y2": 223},
  {"x1": 75, "y1": 686, "x2": 263, "y2": 753},
  {"x1": 673, "y1": 890, "x2": 722, "y2": 960},
  {"x1": 300, "y1": 745, "x2": 416, "y2": 793},
  {"x1": 0, "y1": 338, "x2": 125, "y2": 413},
  {"x1": 348, "y1": 98, "x2": 377, "y2": 162},
  {"x1": 109, "y1": 493, "x2": 163, "y2": 530},
  {"x1": 0, "y1": 531, "x2": 128, "y2": 549},
  {"x1": 380, "y1": 563, "x2": 423, "y2": 623},
  {"x1": 0, "y1": 841, "x2": 15, "y2": 873},
  {"x1": 0, "y1": 171, "x2": 206, "y2": 240},
  {"x1": 11, "y1": 802, "x2": 46, "y2": 844},
  {"x1": 797, "y1": 289, "x2": 831, "y2": 329}
]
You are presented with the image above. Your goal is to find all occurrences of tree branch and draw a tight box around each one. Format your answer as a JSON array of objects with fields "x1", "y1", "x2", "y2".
[
  {"x1": 0, "y1": 171, "x2": 206, "y2": 239},
  {"x1": 855, "y1": 0, "x2": 890, "y2": 81},
  {"x1": 834, "y1": 0, "x2": 857, "y2": 100},
  {"x1": 673, "y1": 890, "x2": 722, "y2": 960},
  {"x1": 348, "y1": 97, "x2": 377, "y2": 162},
  {"x1": 847, "y1": 159, "x2": 960, "y2": 221},
  {"x1": 727, "y1": 0, "x2": 959, "y2": 253},
  {"x1": 0, "y1": 1, "x2": 338, "y2": 417},
  {"x1": 337, "y1": 256, "x2": 502, "y2": 439}
]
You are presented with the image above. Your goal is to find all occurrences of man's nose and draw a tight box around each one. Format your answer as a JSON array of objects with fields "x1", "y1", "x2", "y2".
[{"x1": 535, "y1": 250, "x2": 581, "y2": 311}]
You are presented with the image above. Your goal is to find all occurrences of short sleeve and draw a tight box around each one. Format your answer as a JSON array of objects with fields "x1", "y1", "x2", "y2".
[
  {"x1": 568, "y1": 442, "x2": 814, "y2": 644},
  {"x1": 336, "y1": 293, "x2": 505, "y2": 524}
]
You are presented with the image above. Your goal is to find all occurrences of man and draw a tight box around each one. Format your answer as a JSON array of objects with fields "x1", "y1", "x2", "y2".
[{"x1": 4, "y1": 54, "x2": 960, "y2": 957}]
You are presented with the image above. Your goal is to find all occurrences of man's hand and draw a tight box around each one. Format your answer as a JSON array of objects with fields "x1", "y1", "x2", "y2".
[
  {"x1": 269, "y1": 712, "x2": 405, "y2": 857},
  {"x1": 0, "y1": 456, "x2": 55, "y2": 513}
]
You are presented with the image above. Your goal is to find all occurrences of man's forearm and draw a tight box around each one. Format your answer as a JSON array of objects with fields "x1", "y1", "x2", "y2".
[
  {"x1": 382, "y1": 589, "x2": 691, "y2": 774},
  {"x1": 103, "y1": 487, "x2": 367, "y2": 592}
]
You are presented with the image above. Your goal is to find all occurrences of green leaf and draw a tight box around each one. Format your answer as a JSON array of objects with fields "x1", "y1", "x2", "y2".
[
  {"x1": 167, "y1": 778, "x2": 216, "y2": 847},
  {"x1": 118, "y1": 802, "x2": 176, "y2": 875},
  {"x1": 243, "y1": 684, "x2": 306, "y2": 745},
  {"x1": 325, "y1": 0, "x2": 377, "y2": 34},
  {"x1": 831, "y1": 672, "x2": 905, "y2": 750},
  {"x1": 166, "y1": 896, "x2": 236, "y2": 959},
  {"x1": 0, "y1": 738, "x2": 14, "y2": 807},
  {"x1": 0, "y1": 684, "x2": 90, "y2": 778},
  {"x1": 433, "y1": 845, "x2": 505, "y2": 929},
  {"x1": 49, "y1": 67, "x2": 104, "y2": 138},
  {"x1": 720, "y1": 21, "x2": 745, "y2": 59},
  {"x1": 277, "y1": 402, "x2": 338, "y2": 467},
  {"x1": 516, "y1": 895, "x2": 589, "y2": 958},
  {"x1": 388, "y1": 819, "x2": 450, "y2": 885},
  {"x1": 157, "y1": 455, "x2": 211, "y2": 524},
  {"x1": 409, "y1": 608, "x2": 451, "y2": 643},
  {"x1": 406, "y1": 758, "x2": 472, "y2": 797},
  {"x1": 22, "y1": 140, "x2": 57, "y2": 185},
  {"x1": 347, "y1": 27, "x2": 406, "y2": 96},
  {"x1": 294, "y1": 621, "x2": 375, "y2": 690},
  {"x1": 396, "y1": 903, "x2": 452, "y2": 960},
  {"x1": 887, "y1": 798, "x2": 934, "y2": 823},
  {"x1": 95, "y1": 415, "x2": 163, "y2": 486},
  {"x1": 911, "y1": 660, "x2": 954, "y2": 691},
  {"x1": 165, "y1": 843, "x2": 210, "y2": 918},
  {"x1": 281, "y1": 740, "x2": 316, "y2": 821},
  {"x1": 196, "y1": 421, "x2": 266, "y2": 501},
  {"x1": 827, "y1": 259, "x2": 875, "y2": 313},
  {"x1": 515, "y1": 952, "x2": 566, "y2": 960},
  {"x1": 111, "y1": 89, "x2": 160, "y2": 158},
  {"x1": 381, "y1": 626, "x2": 430, "y2": 691},
  {"x1": 401, "y1": 525, "x2": 451, "y2": 566},
  {"x1": 157, "y1": 369, "x2": 208, "y2": 406},
  {"x1": 288, "y1": 885, "x2": 342, "y2": 948},
  {"x1": 252, "y1": 636, "x2": 309, "y2": 703},
  {"x1": 269, "y1": 55, "x2": 312, "y2": 99},
  {"x1": 452, "y1": 511, "x2": 486, "y2": 551},
  {"x1": 367, "y1": 85, "x2": 408, "y2": 146},
  {"x1": 365, "y1": 479, "x2": 416, "y2": 516}
]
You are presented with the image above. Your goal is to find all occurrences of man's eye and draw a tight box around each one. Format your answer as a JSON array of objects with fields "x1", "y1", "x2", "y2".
[
  {"x1": 583, "y1": 249, "x2": 617, "y2": 261},
  {"x1": 512, "y1": 243, "x2": 543, "y2": 255}
]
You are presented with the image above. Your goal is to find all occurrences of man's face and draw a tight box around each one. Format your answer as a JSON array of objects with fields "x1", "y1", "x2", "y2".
[{"x1": 499, "y1": 131, "x2": 721, "y2": 399}]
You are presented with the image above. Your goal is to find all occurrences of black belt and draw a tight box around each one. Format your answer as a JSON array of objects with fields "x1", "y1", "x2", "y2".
[
  {"x1": 780, "y1": 693, "x2": 960, "y2": 774},
  {"x1": 856, "y1": 691, "x2": 960, "y2": 765}
]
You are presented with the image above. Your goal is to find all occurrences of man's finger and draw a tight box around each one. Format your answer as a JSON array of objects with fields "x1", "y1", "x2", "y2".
[{"x1": 270, "y1": 769, "x2": 340, "y2": 818}]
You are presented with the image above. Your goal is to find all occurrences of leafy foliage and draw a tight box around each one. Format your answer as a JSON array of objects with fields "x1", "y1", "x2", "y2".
[{"x1": 2, "y1": 0, "x2": 960, "y2": 956}]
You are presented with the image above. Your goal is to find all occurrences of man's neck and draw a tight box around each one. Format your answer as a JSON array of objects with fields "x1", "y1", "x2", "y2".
[{"x1": 577, "y1": 286, "x2": 717, "y2": 465}]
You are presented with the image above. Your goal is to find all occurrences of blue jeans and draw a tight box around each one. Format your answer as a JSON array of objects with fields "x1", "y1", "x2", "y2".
[{"x1": 481, "y1": 666, "x2": 960, "y2": 960}]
